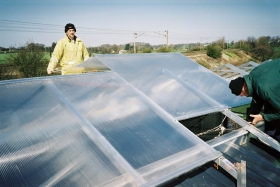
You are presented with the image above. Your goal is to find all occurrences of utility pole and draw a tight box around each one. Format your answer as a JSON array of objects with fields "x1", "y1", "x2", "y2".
[
  {"x1": 222, "y1": 36, "x2": 224, "y2": 51},
  {"x1": 133, "y1": 33, "x2": 137, "y2": 53},
  {"x1": 200, "y1": 37, "x2": 201, "y2": 51},
  {"x1": 133, "y1": 32, "x2": 145, "y2": 53},
  {"x1": 155, "y1": 31, "x2": 168, "y2": 48},
  {"x1": 165, "y1": 30, "x2": 168, "y2": 49}
]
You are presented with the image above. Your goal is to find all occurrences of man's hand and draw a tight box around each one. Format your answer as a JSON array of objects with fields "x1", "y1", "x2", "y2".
[
  {"x1": 249, "y1": 114, "x2": 264, "y2": 125},
  {"x1": 47, "y1": 68, "x2": 53, "y2": 74}
]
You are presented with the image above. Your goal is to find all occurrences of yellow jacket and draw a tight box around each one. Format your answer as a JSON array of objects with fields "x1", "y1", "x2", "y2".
[{"x1": 47, "y1": 35, "x2": 89, "y2": 74}]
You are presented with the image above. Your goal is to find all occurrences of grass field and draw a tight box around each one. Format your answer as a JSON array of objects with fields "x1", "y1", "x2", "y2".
[
  {"x1": 0, "y1": 52, "x2": 51, "y2": 64},
  {"x1": 0, "y1": 53, "x2": 7, "y2": 64}
]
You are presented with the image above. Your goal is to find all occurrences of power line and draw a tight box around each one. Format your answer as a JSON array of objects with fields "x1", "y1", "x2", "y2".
[
  {"x1": 0, "y1": 19, "x2": 218, "y2": 40},
  {"x1": 0, "y1": 20, "x2": 173, "y2": 42},
  {"x1": 1, "y1": 19, "x2": 244, "y2": 45},
  {"x1": 0, "y1": 19, "x2": 156, "y2": 33},
  {"x1": 0, "y1": 20, "x2": 62, "y2": 27},
  {"x1": 0, "y1": 29, "x2": 139, "y2": 35}
]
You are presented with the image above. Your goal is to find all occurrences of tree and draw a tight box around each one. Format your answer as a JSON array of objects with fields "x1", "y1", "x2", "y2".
[
  {"x1": 142, "y1": 48, "x2": 152, "y2": 53},
  {"x1": 7, "y1": 42, "x2": 48, "y2": 78},
  {"x1": 206, "y1": 45, "x2": 222, "y2": 59},
  {"x1": 248, "y1": 36, "x2": 274, "y2": 61},
  {"x1": 272, "y1": 48, "x2": 280, "y2": 59},
  {"x1": 125, "y1": 43, "x2": 130, "y2": 50},
  {"x1": 252, "y1": 46, "x2": 273, "y2": 62},
  {"x1": 270, "y1": 36, "x2": 280, "y2": 47},
  {"x1": 241, "y1": 42, "x2": 252, "y2": 53},
  {"x1": 247, "y1": 36, "x2": 257, "y2": 48},
  {"x1": 97, "y1": 46, "x2": 110, "y2": 54},
  {"x1": 157, "y1": 46, "x2": 170, "y2": 53},
  {"x1": 50, "y1": 42, "x2": 57, "y2": 56},
  {"x1": 51, "y1": 42, "x2": 57, "y2": 50},
  {"x1": 129, "y1": 45, "x2": 134, "y2": 53},
  {"x1": 110, "y1": 44, "x2": 119, "y2": 53},
  {"x1": 257, "y1": 36, "x2": 270, "y2": 48}
]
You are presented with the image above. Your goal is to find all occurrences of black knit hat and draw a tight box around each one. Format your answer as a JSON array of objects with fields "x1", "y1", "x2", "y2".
[
  {"x1": 229, "y1": 77, "x2": 244, "y2": 96},
  {"x1": 65, "y1": 23, "x2": 76, "y2": 33}
]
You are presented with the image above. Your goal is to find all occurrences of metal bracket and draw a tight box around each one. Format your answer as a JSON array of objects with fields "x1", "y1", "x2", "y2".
[
  {"x1": 237, "y1": 160, "x2": 246, "y2": 187},
  {"x1": 214, "y1": 157, "x2": 247, "y2": 187},
  {"x1": 214, "y1": 156, "x2": 237, "y2": 179}
]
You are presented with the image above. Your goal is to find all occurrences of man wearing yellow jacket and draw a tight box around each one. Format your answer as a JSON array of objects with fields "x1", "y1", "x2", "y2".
[{"x1": 47, "y1": 23, "x2": 89, "y2": 75}]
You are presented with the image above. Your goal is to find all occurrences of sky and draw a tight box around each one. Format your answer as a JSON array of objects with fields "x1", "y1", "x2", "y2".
[{"x1": 0, "y1": 0, "x2": 279, "y2": 48}]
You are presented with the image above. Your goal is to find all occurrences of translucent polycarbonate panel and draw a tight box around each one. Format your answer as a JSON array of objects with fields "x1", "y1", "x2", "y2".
[
  {"x1": 96, "y1": 53, "x2": 251, "y2": 118},
  {"x1": 51, "y1": 74, "x2": 221, "y2": 174},
  {"x1": 59, "y1": 57, "x2": 111, "y2": 74},
  {"x1": 116, "y1": 68, "x2": 223, "y2": 119},
  {"x1": 76, "y1": 57, "x2": 111, "y2": 72},
  {"x1": 0, "y1": 73, "x2": 221, "y2": 187},
  {"x1": 0, "y1": 76, "x2": 133, "y2": 187}
]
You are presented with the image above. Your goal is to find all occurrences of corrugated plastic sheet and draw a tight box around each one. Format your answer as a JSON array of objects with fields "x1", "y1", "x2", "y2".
[
  {"x1": 96, "y1": 53, "x2": 251, "y2": 120},
  {"x1": 0, "y1": 72, "x2": 221, "y2": 187}
]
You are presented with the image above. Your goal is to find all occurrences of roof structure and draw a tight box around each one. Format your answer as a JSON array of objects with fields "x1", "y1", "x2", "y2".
[
  {"x1": 212, "y1": 61, "x2": 259, "y2": 80},
  {"x1": 0, "y1": 53, "x2": 279, "y2": 187},
  {"x1": 96, "y1": 53, "x2": 250, "y2": 113}
]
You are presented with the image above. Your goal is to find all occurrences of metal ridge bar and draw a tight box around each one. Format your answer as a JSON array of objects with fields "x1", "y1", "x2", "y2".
[{"x1": 222, "y1": 109, "x2": 280, "y2": 152}]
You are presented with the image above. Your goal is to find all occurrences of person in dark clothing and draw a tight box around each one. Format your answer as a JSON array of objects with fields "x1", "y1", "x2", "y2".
[{"x1": 229, "y1": 58, "x2": 280, "y2": 141}]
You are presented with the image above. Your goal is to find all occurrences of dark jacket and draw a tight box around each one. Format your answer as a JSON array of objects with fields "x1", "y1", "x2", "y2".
[{"x1": 243, "y1": 58, "x2": 280, "y2": 122}]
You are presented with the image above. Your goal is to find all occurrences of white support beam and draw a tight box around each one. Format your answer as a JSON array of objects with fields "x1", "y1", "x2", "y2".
[{"x1": 222, "y1": 109, "x2": 280, "y2": 152}]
